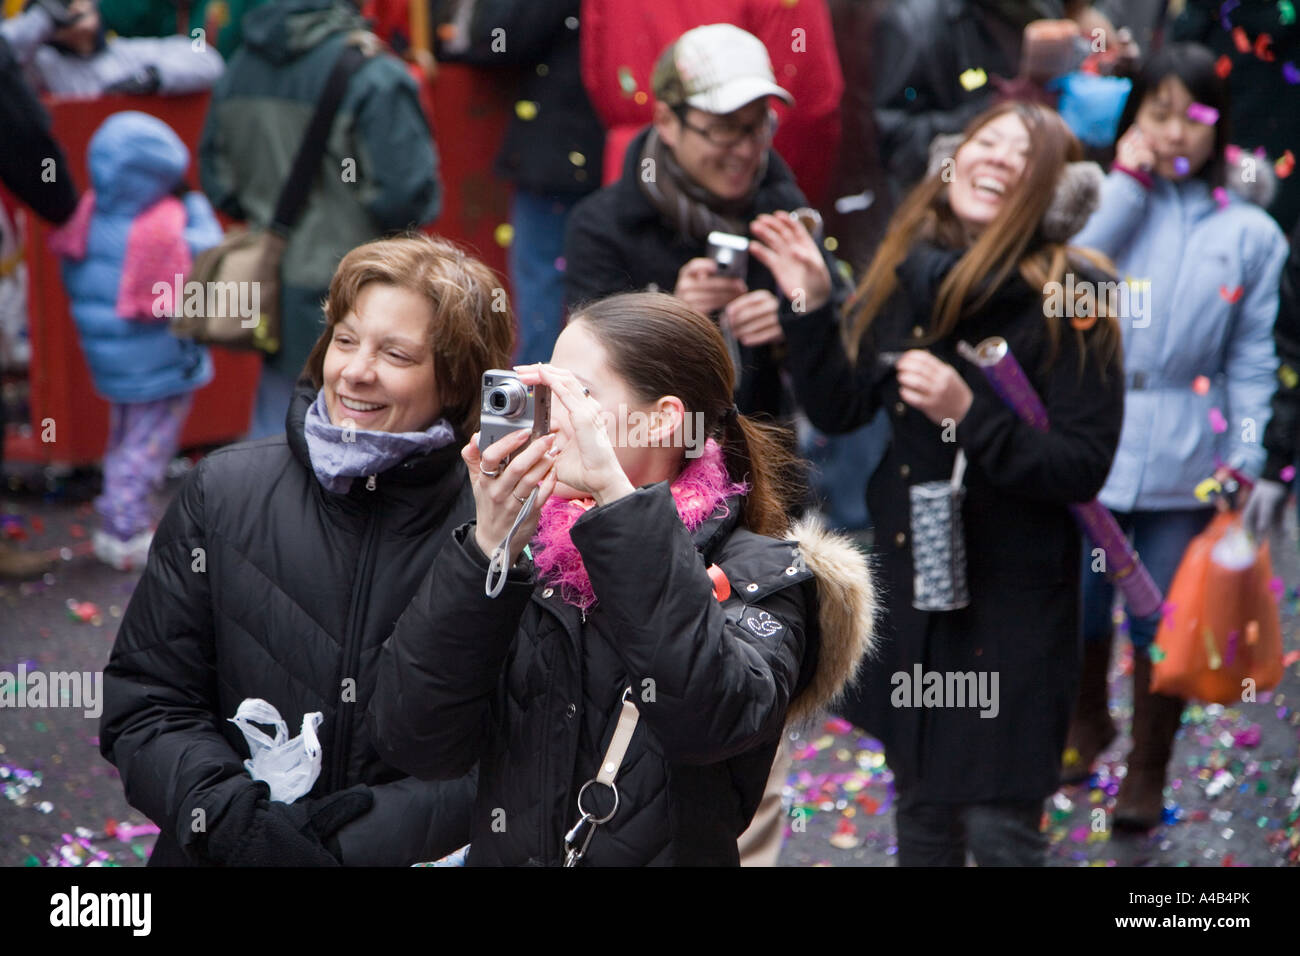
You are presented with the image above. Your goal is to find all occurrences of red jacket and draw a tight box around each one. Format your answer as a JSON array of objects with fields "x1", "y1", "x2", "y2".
[{"x1": 580, "y1": 0, "x2": 843, "y2": 206}]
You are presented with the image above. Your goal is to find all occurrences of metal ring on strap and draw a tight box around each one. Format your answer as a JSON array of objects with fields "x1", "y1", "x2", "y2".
[{"x1": 575, "y1": 779, "x2": 619, "y2": 825}]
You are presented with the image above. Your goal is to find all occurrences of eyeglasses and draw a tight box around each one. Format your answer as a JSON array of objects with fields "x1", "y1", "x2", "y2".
[{"x1": 676, "y1": 109, "x2": 777, "y2": 148}]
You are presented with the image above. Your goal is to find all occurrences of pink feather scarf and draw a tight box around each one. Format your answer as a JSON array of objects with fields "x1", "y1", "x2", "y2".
[{"x1": 531, "y1": 439, "x2": 749, "y2": 612}]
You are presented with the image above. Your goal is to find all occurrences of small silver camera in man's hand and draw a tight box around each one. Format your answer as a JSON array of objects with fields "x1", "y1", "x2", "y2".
[
  {"x1": 706, "y1": 231, "x2": 750, "y2": 280},
  {"x1": 478, "y1": 370, "x2": 552, "y2": 465}
]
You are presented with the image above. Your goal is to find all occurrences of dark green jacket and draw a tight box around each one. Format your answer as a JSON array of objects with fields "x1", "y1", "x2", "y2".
[{"x1": 198, "y1": 0, "x2": 441, "y2": 377}]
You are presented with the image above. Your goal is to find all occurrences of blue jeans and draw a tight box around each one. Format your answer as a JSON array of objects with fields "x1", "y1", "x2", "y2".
[
  {"x1": 509, "y1": 189, "x2": 581, "y2": 365},
  {"x1": 800, "y1": 409, "x2": 890, "y2": 531},
  {"x1": 245, "y1": 362, "x2": 298, "y2": 441},
  {"x1": 894, "y1": 793, "x2": 1046, "y2": 866},
  {"x1": 1080, "y1": 508, "x2": 1215, "y2": 652}
]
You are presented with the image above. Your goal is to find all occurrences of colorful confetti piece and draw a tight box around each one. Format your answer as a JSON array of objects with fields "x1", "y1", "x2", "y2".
[
  {"x1": 828, "y1": 818, "x2": 859, "y2": 849},
  {"x1": 1203, "y1": 625, "x2": 1222, "y2": 670},
  {"x1": 1193, "y1": 375, "x2": 1211, "y2": 395},
  {"x1": 1233, "y1": 725, "x2": 1261, "y2": 747},
  {"x1": 1186, "y1": 103, "x2": 1219, "y2": 125},
  {"x1": 1174, "y1": 156, "x2": 1191, "y2": 176},
  {"x1": 1209, "y1": 407, "x2": 1228, "y2": 433},
  {"x1": 959, "y1": 68, "x2": 987, "y2": 91},
  {"x1": 1283, "y1": 61, "x2": 1300, "y2": 84},
  {"x1": 1219, "y1": 285, "x2": 1244, "y2": 304},
  {"x1": 617, "y1": 65, "x2": 637, "y2": 96},
  {"x1": 1276, "y1": 150, "x2": 1295, "y2": 179},
  {"x1": 1215, "y1": 55, "x2": 1233, "y2": 78},
  {"x1": 1220, "y1": 0, "x2": 1241, "y2": 30},
  {"x1": 65, "y1": 601, "x2": 98, "y2": 623},
  {"x1": 514, "y1": 100, "x2": 538, "y2": 121},
  {"x1": 1195, "y1": 476, "x2": 1223, "y2": 501},
  {"x1": 1281, "y1": 465, "x2": 1297, "y2": 482}
]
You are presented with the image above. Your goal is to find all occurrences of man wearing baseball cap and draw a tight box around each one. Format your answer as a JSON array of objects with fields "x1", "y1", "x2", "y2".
[{"x1": 564, "y1": 22, "x2": 845, "y2": 420}]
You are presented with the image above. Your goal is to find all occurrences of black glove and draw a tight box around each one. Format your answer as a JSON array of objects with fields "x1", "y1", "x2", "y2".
[
  {"x1": 203, "y1": 782, "x2": 375, "y2": 867},
  {"x1": 104, "y1": 65, "x2": 161, "y2": 95}
]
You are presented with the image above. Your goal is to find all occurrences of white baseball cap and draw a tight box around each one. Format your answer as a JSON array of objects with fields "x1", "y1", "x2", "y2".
[{"x1": 652, "y1": 23, "x2": 794, "y2": 116}]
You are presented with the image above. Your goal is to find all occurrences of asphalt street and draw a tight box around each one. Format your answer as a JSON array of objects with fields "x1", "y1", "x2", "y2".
[{"x1": 1, "y1": 462, "x2": 1297, "y2": 867}]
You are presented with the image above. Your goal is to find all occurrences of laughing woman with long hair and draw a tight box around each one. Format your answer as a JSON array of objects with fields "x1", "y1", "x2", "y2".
[{"x1": 753, "y1": 101, "x2": 1126, "y2": 865}]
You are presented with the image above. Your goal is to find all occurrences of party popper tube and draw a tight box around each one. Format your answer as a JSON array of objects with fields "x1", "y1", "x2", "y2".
[{"x1": 957, "y1": 336, "x2": 1163, "y2": 618}]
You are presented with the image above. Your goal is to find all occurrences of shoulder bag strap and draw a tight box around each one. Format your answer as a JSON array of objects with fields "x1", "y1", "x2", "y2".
[{"x1": 269, "y1": 38, "x2": 370, "y2": 235}]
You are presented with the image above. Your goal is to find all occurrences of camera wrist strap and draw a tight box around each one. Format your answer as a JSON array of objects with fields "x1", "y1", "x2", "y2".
[{"x1": 484, "y1": 487, "x2": 539, "y2": 598}]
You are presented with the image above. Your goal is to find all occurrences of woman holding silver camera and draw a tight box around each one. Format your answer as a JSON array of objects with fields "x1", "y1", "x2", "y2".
[
  {"x1": 371, "y1": 292, "x2": 875, "y2": 866},
  {"x1": 100, "y1": 235, "x2": 511, "y2": 866},
  {"x1": 757, "y1": 101, "x2": 1126, "y2": 865}
]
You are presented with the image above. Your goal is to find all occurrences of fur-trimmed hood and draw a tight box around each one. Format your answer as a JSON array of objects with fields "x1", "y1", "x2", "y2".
[{"x1": 783, "y1": 516, "x2": 878, "y2": 727}]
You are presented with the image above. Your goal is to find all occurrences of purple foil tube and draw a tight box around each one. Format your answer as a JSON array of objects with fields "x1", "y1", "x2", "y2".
[{"x1": 958, "y1": 337, "x2": 1163, "y2": 618}]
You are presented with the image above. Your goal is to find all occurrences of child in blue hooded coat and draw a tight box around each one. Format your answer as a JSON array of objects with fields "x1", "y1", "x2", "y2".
[
  {"x1": 1065, "y1": 44, "x2": 1288, "y2": 830},
  {"x1": 50, "y1": 111, "x2": 220, "y2": 570}
]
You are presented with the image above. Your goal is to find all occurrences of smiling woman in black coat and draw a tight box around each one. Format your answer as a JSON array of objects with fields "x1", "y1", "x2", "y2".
[
  {"x1": 98, "y1": 235, "x2": 514, "y2": 866},
  {"x1": 753, "y1": 101, "x2": 1125, "y2": 866}
]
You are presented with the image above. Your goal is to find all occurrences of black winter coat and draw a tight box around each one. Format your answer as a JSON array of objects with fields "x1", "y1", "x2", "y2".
[
  {"x1": 873, "y1": 0, "x2": 1065, "y2": 204},
  {"x1": 99, "y1": 383, "x2": 477, "y2": 865},
  {"x1": 452, "y1": 0, "x2": 605, "y2": 196},
  {"x1": 1261, "y1": 218, "x2": 1300, "y2": 482},
  {"x1": 369, "y1": 482, "x2": 875, "y2": 866},
  {"x1": 563, "y1": 126, "x2": 846, "y2": 420},
  {"x1": 781, "y1": 242, "x2": 1125, "y2": 803},
  {"x1": 0, "y1": 36, "x2": 77, "y2": 224}
]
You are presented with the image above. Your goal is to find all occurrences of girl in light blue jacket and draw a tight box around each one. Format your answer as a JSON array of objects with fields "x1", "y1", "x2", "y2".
[
  {"x1": 50, "y1": 112, "x2": 220, "y2": 571},
  {"x1": 1064, "y1": 43, "x2": 1289, "y2": 831}
]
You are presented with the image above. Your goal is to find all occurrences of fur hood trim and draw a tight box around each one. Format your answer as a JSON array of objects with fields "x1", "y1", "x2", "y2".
[{"x1": 784, "y1": 516, "x2": 878, "y2": 727}]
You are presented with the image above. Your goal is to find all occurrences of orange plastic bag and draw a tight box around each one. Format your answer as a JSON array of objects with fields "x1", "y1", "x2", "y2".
[{"x1": 1150, "y1": 512, "x2": 1284, "y2": 703}]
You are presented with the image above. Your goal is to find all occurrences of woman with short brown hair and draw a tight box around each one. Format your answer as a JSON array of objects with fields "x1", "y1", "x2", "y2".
[{"x1": 100, "y1": 234, "x2": 512, "y2": 866}]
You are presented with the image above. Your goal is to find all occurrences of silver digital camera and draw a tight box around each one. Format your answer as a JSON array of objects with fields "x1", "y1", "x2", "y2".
[
  {"x1": 478, "y1": 369, "x2": 552, "y2": 465},
  {"x1": 706, "y1": 230, "x2": 749, "y2": 279}
]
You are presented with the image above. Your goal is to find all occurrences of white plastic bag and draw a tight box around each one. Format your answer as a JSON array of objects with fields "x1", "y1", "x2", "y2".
[
  {"x1": 1210, "y1": 523, "x2": 1256, "y2": 572},
  {"x1": 228, "y1": 698, "x2": 323, "y2": 803}
]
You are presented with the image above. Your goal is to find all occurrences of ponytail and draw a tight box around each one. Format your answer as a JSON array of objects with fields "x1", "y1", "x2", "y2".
[
  {"x1": 568, "y1": 293, "x2": 807, "y2": 536},
  {"x1": 723, "y1": 410, "x2": 806, "y2": 537}
]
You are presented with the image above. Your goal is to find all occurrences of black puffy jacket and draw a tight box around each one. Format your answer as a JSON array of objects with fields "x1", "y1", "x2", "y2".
[
  {"x1": 370, "y1": 481, "x2": 875, "y2": 866},
  {"x1": 450, "y1": 0, "x2": 605, "y2": 197},
  {"x1": 99, "y1": 383, "x2": 477, "y2": 866}
]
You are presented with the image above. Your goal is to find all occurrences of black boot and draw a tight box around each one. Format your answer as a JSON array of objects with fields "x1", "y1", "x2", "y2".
[
  {"x1": 1061, "y1": 636, "x2": 1117, "y2": 783},
  {"x1": 1114, "y1": 653, "x2": 1185, "y2": 831}
]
